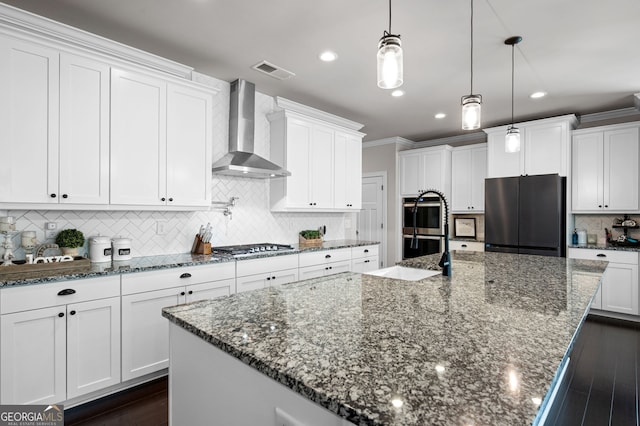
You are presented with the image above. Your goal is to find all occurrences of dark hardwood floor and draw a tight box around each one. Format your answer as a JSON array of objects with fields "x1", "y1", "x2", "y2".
[{"x1": 63, "y1": 316, "x2": 640, "y2": 426}]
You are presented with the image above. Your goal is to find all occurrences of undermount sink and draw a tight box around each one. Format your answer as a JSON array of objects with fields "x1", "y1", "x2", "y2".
[{"x1": 364, "y1": 266, "x2": 440, "y2": 281}]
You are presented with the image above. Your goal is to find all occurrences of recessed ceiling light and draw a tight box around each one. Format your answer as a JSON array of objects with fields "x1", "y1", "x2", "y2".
[
  {"x1": 391, "y1": 90, "x2": 404, "y2": 97},
  {"x1": 319, "y1": 51, "x2": 338, "y2": 62},
  {"x1": 435, "y1": 113, "x2": 446, "y2": 119},
  {"x1": 530, "y1": 91, "x2": 547, "y2": 99}
]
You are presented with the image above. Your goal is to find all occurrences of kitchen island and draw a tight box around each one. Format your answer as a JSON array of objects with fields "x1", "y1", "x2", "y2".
[{"x1": 162, "y1": 252, "x2": 606, "y2": 425}]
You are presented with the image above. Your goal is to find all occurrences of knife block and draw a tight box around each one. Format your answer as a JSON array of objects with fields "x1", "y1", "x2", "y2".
[{"x1": 191, "y1": 235, "x2": 211, "y2": 255}]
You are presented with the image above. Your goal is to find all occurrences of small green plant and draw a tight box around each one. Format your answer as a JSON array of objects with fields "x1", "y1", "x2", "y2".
[
  {"x1": 55, "y1": 229, "x2": 85, "y2": 248},
  {"x1": 300, "y1": 230, "x2": 321, "y2": 239}
]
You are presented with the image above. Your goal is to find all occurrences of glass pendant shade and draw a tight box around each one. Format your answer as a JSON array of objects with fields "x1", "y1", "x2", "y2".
[
  {"x1": 461, "y1": 95, "x2": 482, "y2": 130},
  {"x1": 377, "y1": 34, "x2": 403, "y2": 89},
  {"x1": 505, "y1": 126, "x2": 521, "y2": 153}
]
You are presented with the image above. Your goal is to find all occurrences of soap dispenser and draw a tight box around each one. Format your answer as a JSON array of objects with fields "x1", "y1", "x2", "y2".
[{"x1": 572, "y1": 229, "x2": 578, "y2": 245}]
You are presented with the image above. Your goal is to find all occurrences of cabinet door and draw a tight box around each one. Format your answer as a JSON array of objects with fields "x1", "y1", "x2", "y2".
[
  {"x1": 236, "y1": 274, "x2": 268, "y2": 293},
  {"x1": 601, "y1": 263, "x2": 638, "y2": 315},
  {"x1": 185, "y1": 279, "x2": 235, "y2": 303},
  {"x1": 604, "y1": 127, "x2": 639, "y2": 211},
  {"x1": 166, "y1": 83, "x2": 212, "y2": 207},
  {"x1": 451, "y1": 149, "x2": 471, "y2": 212},
  {"x1": 524, "y1": 122, "x2": 568, "y2": 176},
  {"x1": 299, "y1": 265, "x2": 327, "y2": 280},
  {"x1": 66, "y1": 297, "x2": 120, "y2": 399},
  {"x1": 572, "y1": 132, "x2": 604, "y2": 211},
  {"x1": 310, "y1": 124, "x2": 334, "y2": 208},
  {"x1": 121, "y1": 288, "x2": 182, "y2": 381},
  {"x1": 334, "y1": 132, "x2": 362, "y2": 209},
  {"x1": 284, "y1": 118, "x2": 312, "y2": 208},
  {"x1": 421, "y1": 151, "x2": 444, "y2": 194},
  {"x1": 469, "y1": 146, "x2": 487, "y2": 211},
  {"x1": 59, "y1": 54, "x2": 110, "y2": 205},
  {"x1": 399, "y1": 152, "x2": 421, "y2": 196},
  {"x1": 270, "y1": 268, "x2": 299, "y2": 286},
  {"x1": 110, "y1": 68, "x2": 167, "y2": 206},
  {"x1": 0, "y1": 37, "x2": 59, "y2": 204},
  {"x1": 486, "y1": 132, "x2": 522, "y2": 178},
  {"x1": 1, "y1": 306, "x2": 66, "y2": 404}
]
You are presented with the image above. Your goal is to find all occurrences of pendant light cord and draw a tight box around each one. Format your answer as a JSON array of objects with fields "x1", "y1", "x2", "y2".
[
  {"x1": 388, "y1": 0, "x2": 392, "y2": 34},
  {"x1": 511, "y1": 43, "x2": 515, "y2": 125},
  {"x1": 470, "y1": 0, "x2": 474, "y2": 95}
]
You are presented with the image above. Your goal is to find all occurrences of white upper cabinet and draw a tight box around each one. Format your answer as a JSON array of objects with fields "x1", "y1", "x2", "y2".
[
  {"x1": 572, "y1": 123, "x2": 639, "y2": 212},
  {"x1": 111, "y1": 69, "x2": 213, "y2": 208},
  {"x1": 59, "y1": 53, "x2": 111, "y2": 205},
  {"x1": 398, "y1": 145, "x2": 452, "y2": 199},
  {"x1": 269, "y1": 99, "x2": 365, "y2": 212},
  {"x1": 484, "y1": 115, "x2": 577, "y2": 178},
  {"x1": 0, "y1": 36, "x2": 59, "y2": 204},
  {"x1": 451, "y1": 144, "x2": 487, "y2": 213}
]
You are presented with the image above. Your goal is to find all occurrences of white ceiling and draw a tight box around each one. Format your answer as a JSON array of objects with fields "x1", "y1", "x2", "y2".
[{"x1": 4, "y1": 0, "x2": 640, "y2": 142}]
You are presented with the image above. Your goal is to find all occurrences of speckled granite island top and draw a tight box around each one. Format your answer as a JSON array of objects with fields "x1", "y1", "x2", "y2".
[{"x1": 162, "y1": 252, "x2": 606, "y2": 426}]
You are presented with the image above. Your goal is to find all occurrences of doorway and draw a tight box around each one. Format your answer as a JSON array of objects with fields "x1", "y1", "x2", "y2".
[{"x1": 358, "y1": 173, "x2": 386, "y2": 268}]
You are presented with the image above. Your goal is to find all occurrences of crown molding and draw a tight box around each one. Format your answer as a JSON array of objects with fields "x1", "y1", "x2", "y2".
[
  {"x1": 275, "y1": 97, "x2": 364, "y2": 131},
  {"x1": 0, "y1": 3, "x2": 193, "y2": 78},
  {"x1": 363, "y1": 137, "x2": 415, "y2": 150},
  {"x1": 413, "y1": 131, "x2": 486, "y2": 149},
  {"x1": 579, "y1": 107, "x2": 640, "y2": 124}
]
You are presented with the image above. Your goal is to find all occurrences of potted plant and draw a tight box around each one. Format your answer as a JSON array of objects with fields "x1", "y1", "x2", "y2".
[
  {"x1": 55, "y1": 229, "x2": 85, "y2": 257},
  {"x1": 299, "y1": 229, "x2": 323, "y2": 247}
]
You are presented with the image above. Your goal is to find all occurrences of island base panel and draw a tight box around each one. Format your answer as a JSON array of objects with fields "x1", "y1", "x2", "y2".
[{"x1": 168, "y1": 323, "x2": 355, "y2": 426}]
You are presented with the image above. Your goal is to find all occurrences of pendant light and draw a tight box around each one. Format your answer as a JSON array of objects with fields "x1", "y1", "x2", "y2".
[
  {"x1": 377, "y1": 0, "x2": 403, "y2": 89},
  {"x1": 505, "y1": 36, "x2": 522, "y2": 153},
  {"x1": 461, "y1": 0, "x2": 482, "y2": 130}
]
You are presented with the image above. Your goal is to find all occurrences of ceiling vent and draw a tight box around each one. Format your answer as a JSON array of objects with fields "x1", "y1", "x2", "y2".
[{"x1": 251, "y1": 60, "x2": 295, "y2": 80}]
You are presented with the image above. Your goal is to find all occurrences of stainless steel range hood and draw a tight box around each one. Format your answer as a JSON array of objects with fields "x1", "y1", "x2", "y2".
[{"x1": 212, "y1": 79, "x2": 290, "y2": 178}]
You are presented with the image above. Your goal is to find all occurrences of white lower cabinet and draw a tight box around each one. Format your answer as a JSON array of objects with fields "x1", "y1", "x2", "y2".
[
  {"x1": 568, "y1": 248, "x2": 639, "y2": 316},
  {"x1": 236, "y1": 254, "x2": 299, "y2": 293},
  {"x1": 350, "y1": 245, "x2": 380, "y2": 273},
  {"x1": 121, "y1": 263, "x2": 235, "y2": 381},
  {"x1": 298, "y1": 248, "x2": 352, "y2": 280},
  {"x1": 0, "y1": 276, "x2": 120, "y2": 405},
  {"x1": 449, "y1": 240, "x2": 485, "y2": 252}
]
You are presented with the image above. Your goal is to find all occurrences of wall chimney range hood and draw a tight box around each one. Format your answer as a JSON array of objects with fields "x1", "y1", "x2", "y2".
[{"x1": 212, "y1": 79, "x2": 290, "y2": 178}]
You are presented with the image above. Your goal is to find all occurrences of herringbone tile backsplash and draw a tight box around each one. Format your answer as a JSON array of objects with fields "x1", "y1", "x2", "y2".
[{"x1": 1, "y1": 78, "x2": 354, "y2": 259}]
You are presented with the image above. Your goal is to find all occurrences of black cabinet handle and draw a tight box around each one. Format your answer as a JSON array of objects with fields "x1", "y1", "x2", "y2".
[
  {"x1": 365, "y1": 260, "x2": 370, "y2": 263},
  {"x1": 70, "y1": 310, "x2": 76, "y2": 315},
  {"x1": 180, "y1": 291, "x2": 186, "y2": 296},
  {"x1": 596, "y1": 254, "x2": 606, "y2": 257},
  {"x1": 462, "y1": 244, "x2": 468, "y2": 248},
  {"x1": 50, "y1": 193, "x2": 57, "y2": 198},
  {"x1": 57, "y1": 289, "x2": 76, "y2": 296},
  {"x1": 188, "y1": 290, "x2": 193, "y2": 295},
  {"x1": 62, "y1": 194, "x2": 68, "y2": 199},
  {"x1": 180, "y1": 273, "x2": 192, "y2": 279},
  {"x1": 325, "y1": 254, "x2": 331, "y2": 259},
  {"x1": 58, "y1": 312, "x2": 64, "y2": 318}
]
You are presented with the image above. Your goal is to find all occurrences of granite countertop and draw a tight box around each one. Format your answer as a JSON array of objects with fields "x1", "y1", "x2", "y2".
[
  {"x1": 568, "y1": 243, "x2": 640, "y2": 252},
  {"x1": 0, "y1": 240, "x2": 379, "y2": 288},
  {"x1": 162, "y1": 251, "x2": 606, "y2": 426}
]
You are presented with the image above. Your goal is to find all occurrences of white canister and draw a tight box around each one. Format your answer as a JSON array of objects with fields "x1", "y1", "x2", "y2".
[
  {"x1": 112, "y1": 237, "x2": 132, "y2": 261},
  {"x1": 89, "y1": 235, "x2": 112, "y2": 263},
  {"x1": 577, "y1": 229, "x2": 587, "y2": 246}
]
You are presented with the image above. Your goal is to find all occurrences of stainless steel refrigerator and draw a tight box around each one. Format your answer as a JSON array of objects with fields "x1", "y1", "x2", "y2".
[{"x1": 485, "y1": 174, "x2": 566, "y2": 257}]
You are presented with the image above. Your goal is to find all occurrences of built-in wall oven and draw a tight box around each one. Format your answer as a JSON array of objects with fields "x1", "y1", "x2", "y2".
[{"x1": 402, "y1": 196, "x2": 444, "y2": 259}]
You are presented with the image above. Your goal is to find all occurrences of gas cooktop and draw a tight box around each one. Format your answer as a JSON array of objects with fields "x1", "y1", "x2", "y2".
[{"x1": 211, "y1": 243, "x2": 295, "y2": 258}]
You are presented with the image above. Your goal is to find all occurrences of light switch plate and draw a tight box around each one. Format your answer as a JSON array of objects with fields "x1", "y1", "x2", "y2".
[
  {"x1": 45, "y1": 222, "x2": 57, "y2": 240},
  {"x1": 156, "y1": 220, "x2": 167, "y2": 235}
]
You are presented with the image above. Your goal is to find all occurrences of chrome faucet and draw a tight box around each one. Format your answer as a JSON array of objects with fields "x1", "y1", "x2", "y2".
[{"x1": 410, "y1": 189, "x2": 451, "y2": 277}]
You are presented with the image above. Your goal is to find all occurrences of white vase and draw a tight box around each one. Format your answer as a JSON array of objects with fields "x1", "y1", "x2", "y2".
[{"x1": 61, "y1": 247, "x2": 79, "y2": 257}]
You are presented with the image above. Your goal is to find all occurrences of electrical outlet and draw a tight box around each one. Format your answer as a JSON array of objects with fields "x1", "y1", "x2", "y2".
[
  {"x1": 156, "y1": 220, "x2": 167, "y2": 235},
  {"x1": 45, "y1": 222, "x2": 57, "y2": 240}
]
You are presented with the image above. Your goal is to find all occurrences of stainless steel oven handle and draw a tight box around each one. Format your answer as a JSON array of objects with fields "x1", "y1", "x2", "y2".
[{"x1": 402, "y1": 235, "x2": 441, "y2": 240}]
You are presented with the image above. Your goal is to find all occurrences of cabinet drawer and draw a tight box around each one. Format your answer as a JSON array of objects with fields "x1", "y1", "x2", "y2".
[
  {"x1": 299, "y1": 248, "x2": 351, "y2": 267},
  {"x1": 1, "y1": 275, "x2": 120, "y2": 314},
  {"x1": 236, "y1": 254, "x2": 299, "y2": 278},
  {"x1": 567, "y1": 248, "x2": 638, "y2": 265},
  {"x1": 449, "y1": 241, "x2": 485, "y2": 252},
  {"x1": 122, "y1": 262, "x2": 235, "y2": 295},
  {"x1": 351, "y1": 245, "x2": 379, "y2": 259}
]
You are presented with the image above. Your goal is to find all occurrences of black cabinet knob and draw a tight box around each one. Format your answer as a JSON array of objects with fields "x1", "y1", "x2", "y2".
[
  {"x1": 70, "y1": 310, "x2": 76, "y2": 315},
  {"x1": 325, "y1": 267, "x2": 329, "y2": 270},
  {"x1": 598, "y1": 205, "x2": 602, "y2": 208},
  {"x1": 58, "y1": 312, "x2": 64, "y2": 318},
  {"x1": 604, "y1": 205, "x2": 608, "y2": 208},
  {"x1": 50, "y1": 193, "x2": 57, "y2": 198},
  {"x1": 266, "y1": 277, "x2": 271, "y2": 281},
  {"x1": 364, "y1": 249, "x2": 369, "y2": 253},
  {"x1": 161, "y1": 197, "x2": 166, "y2": 202},
  {"x1": 309, "y1": 203, "x2": 313, "y2": 206},
  {"x1": 169, "y1": 197, "x2": 173, "y2": 202},
  {"x1": 180, "y1": 273, "x2": 192, "y2": 279},
  {"x1": 364, "y1": 260, "x2": 370, "y2": 263},
  {"x1": 180, "y1": 291, "x2": 186, "y2": 296},
  {"x1": 188, "y1": 290, "x2": 193, "y2": 295},
  {"x1": 272, "y1": 276, "x2": 276, "y2": 280},
  {"x1": 62, "y1": 194, "x2": 68, "y2": 199}
]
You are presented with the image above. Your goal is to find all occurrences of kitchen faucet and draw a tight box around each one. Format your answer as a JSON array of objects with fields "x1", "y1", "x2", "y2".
[{"x1": 410, "y1": 189, "x2": 451, "y2": 277}]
